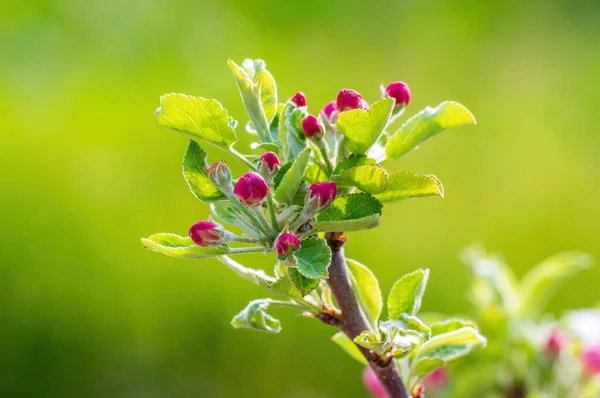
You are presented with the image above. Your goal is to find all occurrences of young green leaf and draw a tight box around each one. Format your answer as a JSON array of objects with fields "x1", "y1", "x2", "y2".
[
  {"x1": 279, "y1": 103, "x2": 307, "y2": 161},
  {"x1": 311, "y1": 193, "x2": 383, "y2": 232},
  {"x1": 336, "y1": 165, "x2": 389, "y2": 194},
  {"x1": 519, "y1": 251, "x2": 593, "y2": 317},
  {"x1": 333, "y1": 154, "x2": 377, "y2": 174},
  {"x1": 304, "y1": 163, "x2": 329, "y2": 184},
  {"x1": 387, "y1": 269, "x2": 429, "y2": 319},
  {"x1": 415, "y1": 327, "x2": 487, "y2": 359},
  {"x1": 373, "y1": 171, "x2": 443, "y2": 203},
  {"x1": 331, "y1": 332, "x2": 367, "y2": 365},
  {"x1": 242, "y1": 59, "x2": 278, "y2": 124},
  {"x1": 274, "y1": 148, "x2": 311, "y2": 204},
  {"x1": 267, "y1": 274, "x2": 303, "y2": 299},
  {"x1": 347, "y1": 259, "x2": 383, "y2": 331},
  {"x1": 183, "y1": 140, "x2": 227, "y2": 202},
  {"x1": 354, "y1": 331, "x2": 387, "y2": 354},
  {"x1": 414, "y1": 357, "x2": 445, "y2": 377},
  {"x1": 218, "y1": 255, "x2": 276, "y2": 286},
  {"x1": 294, "y1": 237, "x2": 331, "y2": 279},
  {"x1": 210, "y1": 202, "x2": 238, "y2": 225},
  {"x1": 336, "y1": 97, "x2": 394, "y2": 154},
  {"x1": 287, "y1": 267, "x2": 321, "y2": 296},
  {"x1": 141, "y1": 233, "x2": 230, "y2": 259},
  {"x1": 431, "y1": 319, "x2": 477, "y2": 336},
  {"x1": 381, "y1": 314, "x2": 431, "y2": 342},
  {"x1": 385, "y1": 101, "x2": 476, "y2": 161},
  {"x1": 228, "y1": 59, "x2": 272, "y2": 143},
  {"x1": 231, "y1": 299, "x2": 282, "y2": 333},
  {"x1": 155, "y1": 93, "x2": 237, "y2": 148}
]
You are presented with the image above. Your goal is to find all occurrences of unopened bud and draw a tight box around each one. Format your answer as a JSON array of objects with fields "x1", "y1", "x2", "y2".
[
  {"x1": 337, "y1": 89, "x2": 368, "y2": 112},
  {"x1": 234, "y1": 171, "x2": 269, "y2": 205},
  {"x1": 257, "y1": 152, "x2": 281, "y2": 182},
  {"x1": 207, "y1": 161, "x2": 233, "y2": 193},
  {"x1": 189, "y1": 220, "x2": 224, "y2": 247},
  {"x1": 583, "y1": 345, "x2": 600, "y2": 375},
  {"x1": 545, "y1": 329, "x2": 567, "y2": 359},
  {"x1": 306, "y1": 182, "x2": 337, "y2": 212},
  {"x1": 289, "y1": 92, "x2": 307, "y2": 107},
  {"x1": 383, "y1": 81, "x2": 411, "y2": 108},
  {"x1": 423, "y1": 367, "x2": 448, "y2": 390},
  {"x1": 320, "y1": 100, "x2": 337, "y2": 121},
  {"x1": 275, "y1": 232, "x2": 301, "y2": 259},
  {"x1": 301, "y1": 114, "x2": 324, "y2": 140}
]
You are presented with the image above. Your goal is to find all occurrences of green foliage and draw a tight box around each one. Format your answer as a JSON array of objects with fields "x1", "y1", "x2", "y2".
[
  {"x1": 279, "y1": 103, "x2": 307, "y2": 160},
  {"x1": 287, "y1": 267, "x2": 320, "y2": 296},
  {"x1": 336, "y1": 97, "x2": 394, "y2": 154},
  {"x1": 347, "y1": 259, "x2": 383, "y2": 331},
  {"x1": 388, "y1": 269, "x2": 429, "y2": 319},
  {"x1": 374, "y1": 171, "x2": 443, "y2": 203},
  {"x1": 274, "y1": 147, "x2": 311, "y2": 204},
  {"x1": 294, "y1": 237, "x2": 331, "y2": 279},
  {"x1": 332, "y1": 332, "x2": 367, "y2": 365},
  {"x1": 155, "y1": 93, "x2": 237, "y2": 147},
  {"x1": 231, "y1": 299, "x2": 282, "y2": 333},
  {"x1": 385, "y1": 101, "x2": 476, "y2": 161},
  {"x1": 183, "y1": 140, "x2": 227, "y2": 202},
  {"x1": 336, "y1": 165, "x2": 389, "y2": 194},
  {"x1": 242, "y1": 59, "x2": 278, "y2": 124},
  {"x1": 312, "y1": 193, "x2": 383, "y2": 232},
  {"x1": 142, "y1": 233, "x2": 230, "y2": 259}
]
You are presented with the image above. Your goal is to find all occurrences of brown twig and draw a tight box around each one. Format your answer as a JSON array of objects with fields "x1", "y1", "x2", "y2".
[{"x1": 324, "y1": 232, "x2": 410, "y2": 398}]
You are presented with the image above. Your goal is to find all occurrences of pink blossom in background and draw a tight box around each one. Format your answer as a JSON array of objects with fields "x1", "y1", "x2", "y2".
[{"x1": 362, "y1": 368, "x2": 387, "y2": 398}]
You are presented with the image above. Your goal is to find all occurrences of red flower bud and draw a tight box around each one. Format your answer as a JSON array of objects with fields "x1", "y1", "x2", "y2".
[
  {"x1": 362, "y1": 368, "x2": 386, "y2": 398},
  {"x1": 234, "y1": 171, "x2": 269, "y2": 205},
  {"x1": 583, "y1": 345, "x2": 600, "y2": 375},
  {"x1": 321, "y1": 100, "x2": 337, "y2": 121},
  {"x1": 301, "y1": 114, "x2": 324, "y2": 139},
  {"x1": 289, "y1": 92, "x2": 307, "y2": 107},
  {"x1": 336, "y1": 89, "x2": 368, "y2": 112},
  {"x1": 308, "y1": 182, "x2": 337, "y2": 208},
  {"x1": 545, "y1": 329, "x2": 567, "y2": 359},
  {"x1": 188, "y1": 220, "x2": 224, "y2": 246},
  {"x1": 275, "y1": 232, "x2": 300, "y2": 258},
  {"x1": 383, "y1": 81, "x2": 411, "y2": 108},
  {"x1": 259, "y1": 152, "x2": 280, "y2": 173}
]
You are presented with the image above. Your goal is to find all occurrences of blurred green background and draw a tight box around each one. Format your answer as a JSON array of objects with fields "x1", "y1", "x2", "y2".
[{"x1": 1, "y1": 0, "x2": 599, "y2": 396}]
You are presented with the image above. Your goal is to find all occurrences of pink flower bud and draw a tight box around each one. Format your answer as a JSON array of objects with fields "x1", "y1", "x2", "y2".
[
  {"x1": 207, "y1": 161, "x2": 232, "y2": 190},
  {"x1": 308, "y1": 182, "x2": 337, "y2": 208},
  {"x1": 337, "y1": 89, "x2": 368, "y2": 112},
  {"x1": 275, "y1": 232, "x2": 301, "y2": 258},
  {"x1": 383, "y1": 81, "x2": 411, "y2": 108},
  {"x1": 234, "y1": 172, "x2": 269, "y2": 205},
  {"x1": 289, "y1": 92, "x2": 307, "y2": 107},
  {"x1": 545, "y1": 329, "x2": 567, "y2": 359},
  {"x1": 423, "y1": 367, "x2": 448, "y2": 390},
  {"x1": 362, "y1": 368, "x2": 386, "y2": 398},
  {"x1": 257, "y1": 151, "x2": 281, "y2": 180},
  {"x1": 583, "y1": 345, "x2": 600, "y2": 375},
  {"x1": 188, "y1": 220, "x2": 224, "y2": 246},
  {"x1": 301, "y1": 114, "x2": 324, "y2": 139},
  {"x1": 320, "y1": 100, "x2": 337, "y2": 121}
]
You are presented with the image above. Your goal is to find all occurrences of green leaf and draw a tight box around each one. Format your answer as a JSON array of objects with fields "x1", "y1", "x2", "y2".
[
  {"x1": 336, "y1": 165, "x2": 389, "y2": 194},
  {"x1": 354, "y1": 331, "x2": 386, "y2": 353},
  {"x1": 336, "y1": 97, "x2": 394, "y2": 154},
  {"x1": 387, "y1": 269, "x2": 429, "y2": 319},
  {"x1": 155, "y1": 93, "x2": 237, "y2": 148},
  {"x1": 141, "y1": 233, "x2": 230, "y2": 259},
  {"x1": 182, "y1": 140, "x2": 227, "y2": 202},
  {"x1": 373, "y1": 171, "x2": 443, "y2": 203},
  {"x1": 242, "y1": 59, "x2": 278, "y2": 124},
  {"x1": 293, "y1": 237, "x2": 331, "y2": 279},
  {"x1": 332, "y1": 332, "x2": 367, "y2": 365},
  {"x1": 381, "y1": 314, "x2": 431, "y2": 341},
  {"x1": 347, "y1": 259, "x2": 383, "y2": 330},
  {"x1": 274, "y1": 147, "x2": 311, "y2": 204},
  {"x1": 416, "y1": 327, "x2": 486, "y2": 359},
  {"x1": 231, "y1": 299, "x2": 281, "y2": 333},
  {"x1": 228, "y1": 59, "x2": 272, "y2": 143},
  {"x1": 279, "y1": 105, "x2": 308, "y2": 160},
  {"x1": 334, "y1": 154, "x2": 377, "y2": 174},
  {"x1": 385, "y1": 101, "x2": 476, "y2": 161},
  {"x1": 519, "y1": 251, "x2": 593, "y2": 317},
  {"x1": 414, "y1": 357, "x2": 445, "y2": 377},
  {"x1": 217, "y1": 255, "x2": 276, "y2": 286},
  {"x1": 312, "y1": 193, "x2": 383, "y2": 232},
  {"x1": 267, "y1": 274, "x2": 303, "y2": 299},
  {"x1": 304, "y1": 163, "x2": 329, "y2": 184},
  {"x1": 431, "y1": 319, "x2": 477, "y2": 336},
  {"x1": 287, "y1": 267, "x2": 321, "y2": 296},
  {"x1": 461, "y1": 245, "x2": 520, "y2": 314},
  {"x1": 210, "y1": 202, "x2": 237, "y2": 225}
]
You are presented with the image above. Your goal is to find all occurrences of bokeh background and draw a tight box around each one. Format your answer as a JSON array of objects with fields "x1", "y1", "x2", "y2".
[{"x1": 2, "y1": 0, "x2": 599, "y2": 396}]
